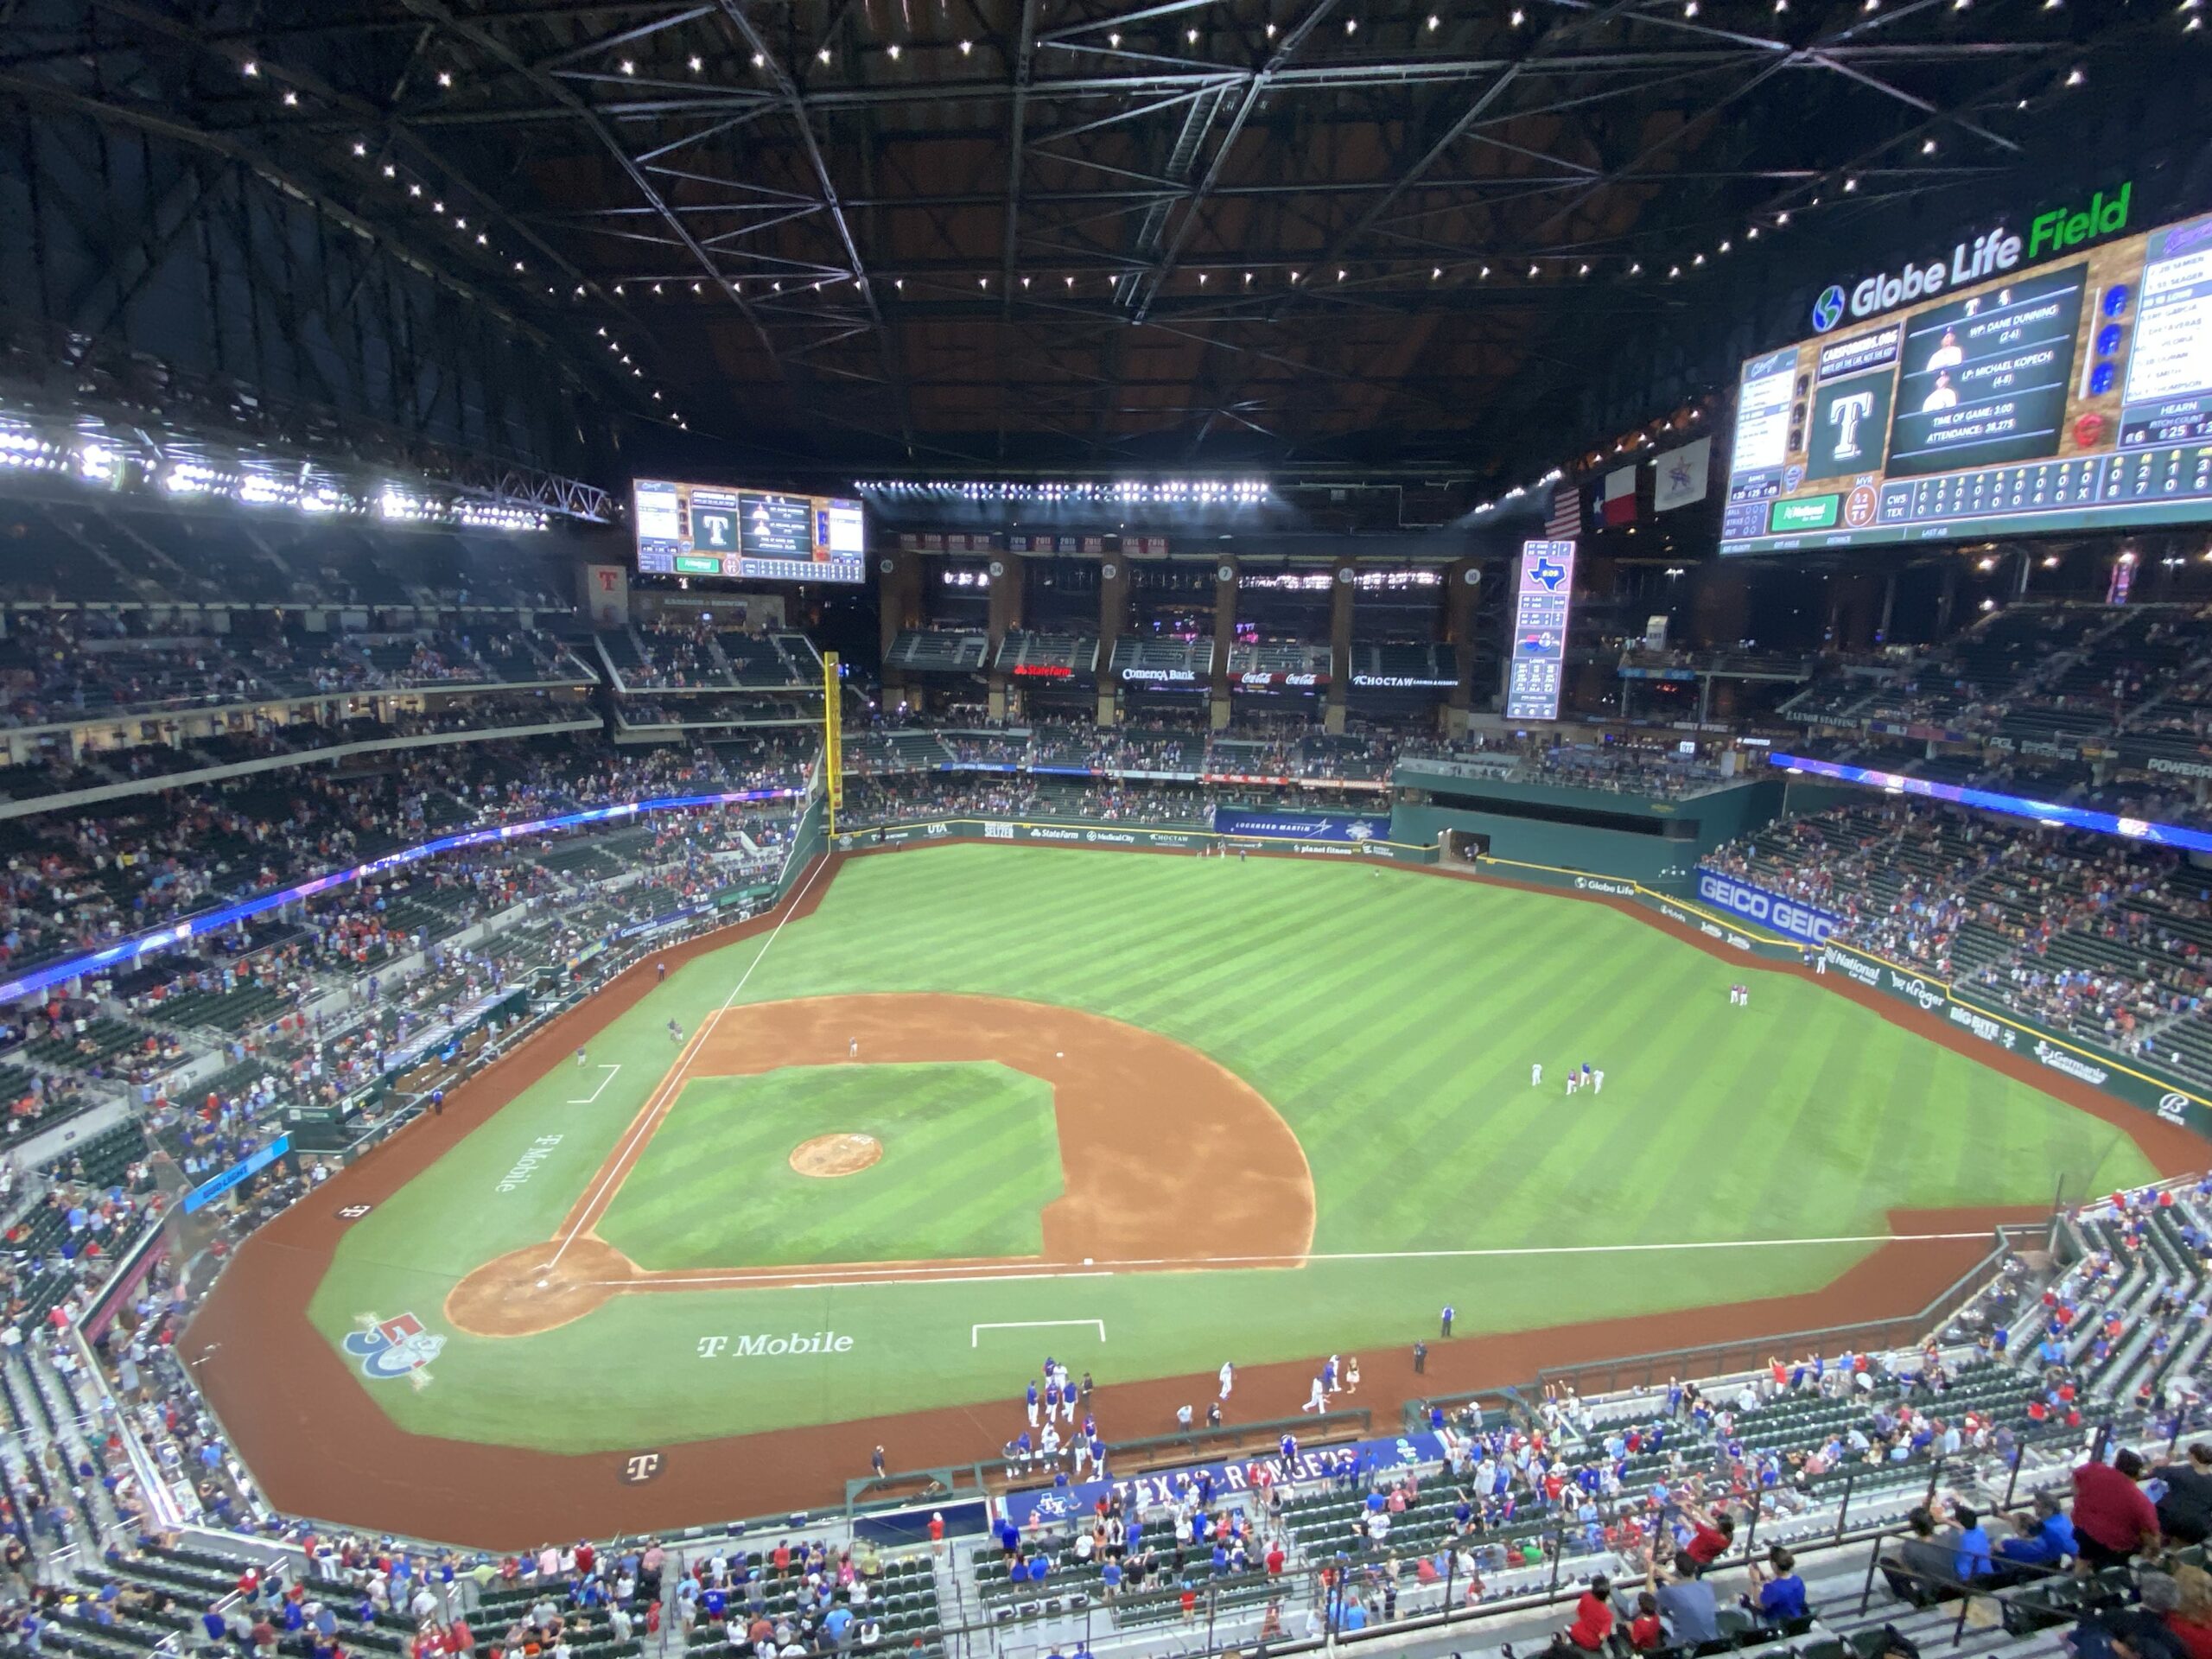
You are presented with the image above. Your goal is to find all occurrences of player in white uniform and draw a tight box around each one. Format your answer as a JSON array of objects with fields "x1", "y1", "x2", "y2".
[{"x1": 1531, "y1": 1062, "x2": 1542, "y2": 1087}]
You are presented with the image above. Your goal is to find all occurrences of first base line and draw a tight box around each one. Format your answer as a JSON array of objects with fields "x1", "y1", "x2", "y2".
[{"x1": 973, "y1": 1319, "x2": 1107, "y2": 1348}]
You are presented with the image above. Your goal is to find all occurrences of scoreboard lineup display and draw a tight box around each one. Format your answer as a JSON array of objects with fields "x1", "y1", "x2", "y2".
[
  {"x1": 632, "y1": 479, "x2": 867, "y2": 582},
  {"x1": 1504, "y1": 539, "x2": 1576, "y2": 721},
  {"x1": 1720, "y1": 190, "x2": 2212, "y2": 554}
]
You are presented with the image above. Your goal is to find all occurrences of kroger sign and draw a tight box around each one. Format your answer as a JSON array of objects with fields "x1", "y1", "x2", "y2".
[{"x1": 1694, "y1": 870, "x2": 1843, "y2": 946}]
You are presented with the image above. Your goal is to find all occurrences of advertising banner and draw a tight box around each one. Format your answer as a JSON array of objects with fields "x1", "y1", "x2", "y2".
[
  {"x1": 1211, "y1": 808, "x2": 1392, "y2": 843},
  {"x1": 844, "y1": 818, "x2": 1429, "y2": 863},
  {"x1": 183, "y1": 1134, "x2": 293, "y2": 1214},
  {"x1": 1000, "y1": 1431, "x2": 1447, "y2": 1530},
  {"x1": 1818, "y1": 940, "x2": 2212, "y2": 1138},
  {"x1": 1694, "y1": 868, "x2": 1845, "y2": 946}
]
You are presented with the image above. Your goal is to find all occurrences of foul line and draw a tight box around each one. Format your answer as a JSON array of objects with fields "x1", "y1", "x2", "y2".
[
  {"x1": 577, "y1": 1230, "x2": 1995, "y2": 1293},
  {"x1": 973, "y1": 1319, "x2": 1107, "y2": 1348},
  {"x1": 566, "y1": 1064, "x2": 621, "y2": 1105},
  {"x1": 546, "y1": 853, "x2": 832, "y2": 1272}
]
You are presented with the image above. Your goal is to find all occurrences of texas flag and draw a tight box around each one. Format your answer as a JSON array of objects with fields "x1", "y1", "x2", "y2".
[{"x1": 1601, "y1": 465, "x2": 1637, "y2": 527}]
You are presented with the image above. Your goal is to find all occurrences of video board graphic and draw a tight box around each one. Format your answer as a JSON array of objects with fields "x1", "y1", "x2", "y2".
[
  {"x1": 1721, "y1": 205, "x2": 2212, "y2": 553},
  {"x1": 632, "y1": 480, "x2": 867, "y2": 582},
  {"x1": 1504, "y1": 540, "x2": 1575, "y2": 721}
]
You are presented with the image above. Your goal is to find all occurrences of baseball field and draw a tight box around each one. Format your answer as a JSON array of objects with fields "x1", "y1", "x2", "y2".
[{"x1": 273, "y1": 841, "x2": 2167, "y2": 1484}]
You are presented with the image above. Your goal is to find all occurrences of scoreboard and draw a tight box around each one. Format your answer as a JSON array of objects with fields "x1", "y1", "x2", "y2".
[
  {"x1": 633, "y1": 479, "x2": 867, "y2": 582},
  {"x1": 1720, "y1": 189, "x2": 2212, "y2": 554},
  {"x1": 1504, "y1": 540, "x2": 1576, "y2": 721}
]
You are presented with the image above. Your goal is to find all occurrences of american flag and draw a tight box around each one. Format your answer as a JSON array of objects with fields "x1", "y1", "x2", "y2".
[{"x1": 1543, "y1": 480, "x2": 1582, "y2": 541}]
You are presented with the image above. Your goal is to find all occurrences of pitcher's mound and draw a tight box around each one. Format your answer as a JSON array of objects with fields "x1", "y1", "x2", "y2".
[{"x1": 790, "y1": 1133, "x2": 882, "y2": 1178}]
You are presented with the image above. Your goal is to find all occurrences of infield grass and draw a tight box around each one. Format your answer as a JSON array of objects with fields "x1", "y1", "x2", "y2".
[
  {"x1": 310, "y1": 847, "x2": 2160, "y2": 1452},
  {"x1": 594, "y1": 1062, "x2": 1063, "y2": 1270}
]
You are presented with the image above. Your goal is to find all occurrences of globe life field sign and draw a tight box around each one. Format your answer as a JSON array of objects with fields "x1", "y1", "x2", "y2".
[
  {"x1": 1809, "y1": 183, "x2": 2133, "y2": 334},
  {"x1": 1717, "y1": 181, "x2": 2212, "y2": 556}
]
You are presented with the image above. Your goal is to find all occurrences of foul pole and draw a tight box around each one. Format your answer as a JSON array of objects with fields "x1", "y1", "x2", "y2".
[{"x1": 823, "y1": 651, "x2": 843, "y2": 838}]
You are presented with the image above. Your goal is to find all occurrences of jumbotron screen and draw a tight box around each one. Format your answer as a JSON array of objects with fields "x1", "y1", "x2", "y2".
[
  {"x1": 632, "y1": 479, "x2": 867, "y2": 582},
  {"x1": 1719, "y1": 187, "x2": 2212, "y2": 554}
]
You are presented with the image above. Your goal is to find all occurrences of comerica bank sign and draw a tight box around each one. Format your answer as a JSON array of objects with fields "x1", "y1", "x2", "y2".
[{"x1": 1809, "y1": 182, "x2": 2132, "y2": 333}]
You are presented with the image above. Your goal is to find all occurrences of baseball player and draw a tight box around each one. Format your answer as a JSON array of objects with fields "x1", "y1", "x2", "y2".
[
  {"x1": 1218, "y1": 1361, "x2": 1235, "y2": 1402},
  {"x1": 1531, "y1": 1062, "x2": 1542, "y2": 1087},
  {"x1": 848, "y1": 1037, "x2": 860, "y2": 1059},
  {"x1": 1025, "y1": 1379, "x2": 1039, "y2": 1426}
]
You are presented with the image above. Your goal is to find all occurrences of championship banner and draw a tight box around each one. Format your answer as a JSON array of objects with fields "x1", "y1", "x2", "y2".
[
  {"x1": 1211, "y1": 808, "x2": 1391, "y2": 844},
  {"x1": 580, "y1": 563, "x2": 629, "y2": 627}
]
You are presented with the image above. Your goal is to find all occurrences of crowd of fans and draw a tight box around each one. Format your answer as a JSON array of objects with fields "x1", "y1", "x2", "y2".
[
  {"x1": 1707, "y1": 798, "x2": 2212, "y2": 1074},
  {"x1": 0, "y1": 613, "x2": 591, "y2": 728}
]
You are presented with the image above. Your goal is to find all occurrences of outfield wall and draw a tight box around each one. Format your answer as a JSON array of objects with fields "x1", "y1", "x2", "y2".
[{"x1": 834, "y1": 815, "x2": 1439, "y2": 862}]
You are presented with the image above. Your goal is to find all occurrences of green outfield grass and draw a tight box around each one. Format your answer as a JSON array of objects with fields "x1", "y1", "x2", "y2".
[
  {"x1": 594, "y1": 1062, "x2": 1063, "y2": 1271},
  {"x1": 308, "y1": 847, "x2": 2160, "y2": 1452}
]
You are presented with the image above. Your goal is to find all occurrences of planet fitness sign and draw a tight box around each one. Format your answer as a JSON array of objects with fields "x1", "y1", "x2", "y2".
[{"x1": 1694, "y1": 869, "x2": 1843, "y2": 946}]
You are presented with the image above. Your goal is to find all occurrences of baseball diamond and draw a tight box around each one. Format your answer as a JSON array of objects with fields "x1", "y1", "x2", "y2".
[{"x1": 184, "y1": 841, "x2": 2194, "y2": 1544}]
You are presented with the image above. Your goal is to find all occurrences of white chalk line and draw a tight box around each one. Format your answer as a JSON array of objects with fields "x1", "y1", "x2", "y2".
[
  {"x1": 973, "y1": 1319, "x2": 1107, "y2": 1348},
  {"x1": 575, "y1": 1230, "x2": 1993, "y2": 1294},
  {"x1": 599, "y1": 1268, "x2": 1116, "y2": 1292},
  {"x1": 566, "y1": 1064, "x2": 621, "y2": 1105},
  {"x1": 546, "y1": 852, "x2": 831, "y2": 1273}
]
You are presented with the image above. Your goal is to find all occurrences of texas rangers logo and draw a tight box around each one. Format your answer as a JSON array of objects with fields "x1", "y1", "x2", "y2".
[{"x1": 344, "y1": 1313, "x2": 445, "y2": 1384}]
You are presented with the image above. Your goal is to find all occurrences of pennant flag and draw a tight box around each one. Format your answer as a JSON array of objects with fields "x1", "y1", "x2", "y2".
[
  {"x1": 1655, "y1": 438, "x2": 1711, "y2": 512},
  {"x1": 1601, "y1": 465, "x2": 1637, "y2": 527}
]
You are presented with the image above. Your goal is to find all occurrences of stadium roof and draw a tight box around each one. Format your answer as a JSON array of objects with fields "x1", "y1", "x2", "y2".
[{"x1": 3, "y1": 0, "x2": 2202, "y2": 485}]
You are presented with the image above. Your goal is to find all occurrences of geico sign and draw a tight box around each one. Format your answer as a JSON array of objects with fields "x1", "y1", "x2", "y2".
[{"x1": 1694, "y1": 873, "x2": 1837, "y2": 944}]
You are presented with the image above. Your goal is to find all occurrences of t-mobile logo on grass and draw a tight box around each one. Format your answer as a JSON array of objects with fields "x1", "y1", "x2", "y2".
[{"x1": 697, "y1": 1332, "x2": 856, "y2": 1358}]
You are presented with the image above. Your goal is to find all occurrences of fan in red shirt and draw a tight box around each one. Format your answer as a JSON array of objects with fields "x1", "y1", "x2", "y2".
[
  {"x1": 1561, "y1": 1576, "x2": 1616, "y2": 1652},
  {"x1": 1628, "y1": 1592, "x2": 1668, "y2": 1651},
  {"x1": 1682, "y1": 1505, "x2": 1737, "y2": 1574},
  {"x1": 2073, "y1": 1450, "x2": 2161, "y2": 1569}
]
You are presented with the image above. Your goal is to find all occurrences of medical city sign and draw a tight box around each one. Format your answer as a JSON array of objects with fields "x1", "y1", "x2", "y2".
[{"x1": 1808, "y1": 182, "x2": 2132, "y2": 332}]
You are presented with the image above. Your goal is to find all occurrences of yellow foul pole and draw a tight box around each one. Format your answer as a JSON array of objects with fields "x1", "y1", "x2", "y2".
[{"x1": 823, "y1": 651, "x2": 843, "y2": 839}]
